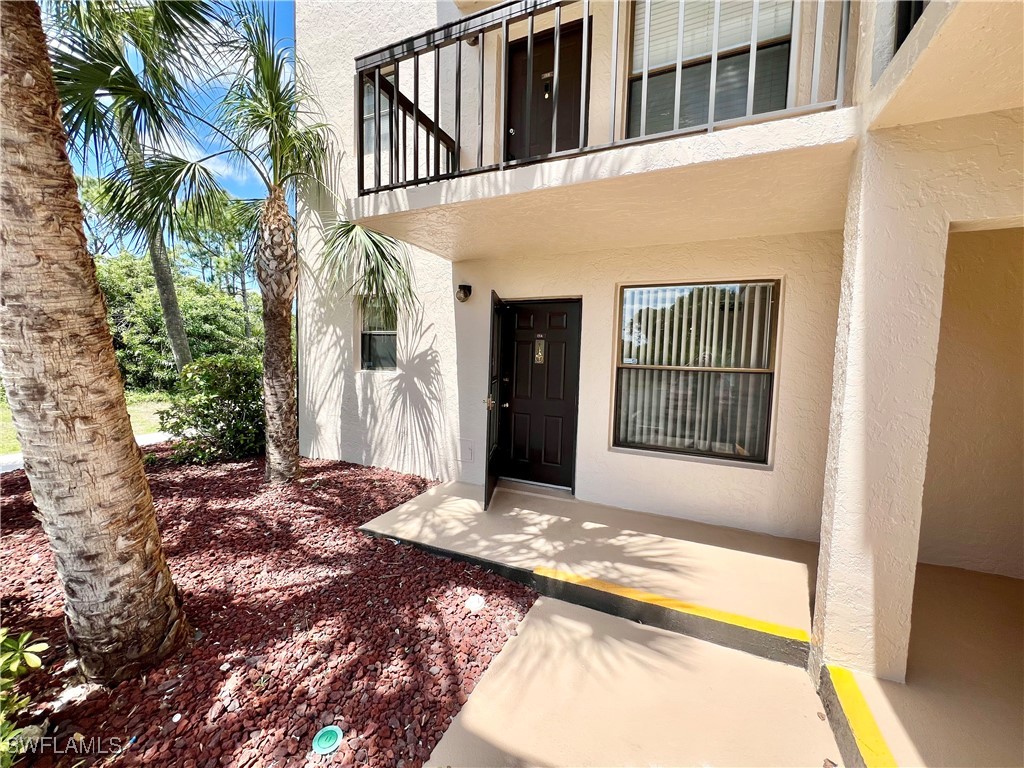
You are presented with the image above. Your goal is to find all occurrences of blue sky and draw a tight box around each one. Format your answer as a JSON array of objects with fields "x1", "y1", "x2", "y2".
[{"x1": 73, "y1": 1, "x2": 296, "y2": 205}]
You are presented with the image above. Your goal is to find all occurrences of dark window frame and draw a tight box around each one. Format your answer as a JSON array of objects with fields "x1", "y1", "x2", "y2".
[{"x1": 612, "y1": 278, "x2": 781, "y2": 464}]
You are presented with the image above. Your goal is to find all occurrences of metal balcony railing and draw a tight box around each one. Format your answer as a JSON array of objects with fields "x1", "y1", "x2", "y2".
[{"x1": 355, "y1": 0, "x2": 850, "y2": 195}]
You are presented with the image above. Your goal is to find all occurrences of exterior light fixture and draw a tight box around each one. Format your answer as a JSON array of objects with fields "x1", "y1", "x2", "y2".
[{"x1": 456, "y1": 284, "x2": 473, "y2": 302}]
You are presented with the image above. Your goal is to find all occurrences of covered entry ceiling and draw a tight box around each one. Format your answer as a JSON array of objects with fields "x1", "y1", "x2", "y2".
[{"x1": 353, "y1": 109, "x2": 858, "y2": 261}]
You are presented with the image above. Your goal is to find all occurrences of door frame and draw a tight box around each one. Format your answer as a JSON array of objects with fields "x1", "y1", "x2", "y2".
[{"x1": 493, "y1": 296, "x2": 583, "y2": 495}]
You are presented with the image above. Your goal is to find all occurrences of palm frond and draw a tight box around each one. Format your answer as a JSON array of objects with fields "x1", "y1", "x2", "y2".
[
  {"x1": 104, "y1": 151, "x2": 230, "y2": 242},
  {"x1": 320, "y1": 221, "x2": 416, "y2": 326}
]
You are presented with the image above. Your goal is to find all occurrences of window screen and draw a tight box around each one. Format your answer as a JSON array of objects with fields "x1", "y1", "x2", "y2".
[
  {"x1": 614, "y1": 281, "x2": 778, "y2": 462},
  {"x1": 360, "y1": 304, "x2": 397, "y2": 371}
]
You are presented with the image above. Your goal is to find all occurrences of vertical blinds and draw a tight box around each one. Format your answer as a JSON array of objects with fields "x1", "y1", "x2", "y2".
[
  {"x1": 615, "y1": 283, "x2": 776, "y2": 462},
  {"x1": 631, "y1": 0, "x2": 794, "y2": 73},
  {"x1": 620, "y1": 283, "x2": 775, "y2": 369}
]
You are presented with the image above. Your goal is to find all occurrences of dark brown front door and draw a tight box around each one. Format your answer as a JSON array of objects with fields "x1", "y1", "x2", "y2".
[
  {"x1": 484, "y1": 291, "x2": 505, "y2": 509},
  {"x1": 505, "y1": 21, "x2": 586, "y2": 162},
  {"x1": 498, "y1": 300, "x2": 582, "y2": 489}
]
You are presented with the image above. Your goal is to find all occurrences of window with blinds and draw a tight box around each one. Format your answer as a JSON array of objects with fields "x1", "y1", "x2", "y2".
[
  {"x1": 627, "y1": 0, "x2": 793, "y2": 137},
  {"x1": 614, "y1": 281, "x2": 778, "y2": 462},
  {"x1": 360, "y1": 304, "x2": 397, "y2": 371}
]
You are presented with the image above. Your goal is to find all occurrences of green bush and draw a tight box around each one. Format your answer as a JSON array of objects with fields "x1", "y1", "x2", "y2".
[
  {"x1": 96, "y1": 252, "x2": 262, "y2": 391},
  {"x1": 0, "y1": 629, "x2": 48, "y2": 768},
  {"x1": 159, "y1": 355, "x2": 265, "y2": 463}
]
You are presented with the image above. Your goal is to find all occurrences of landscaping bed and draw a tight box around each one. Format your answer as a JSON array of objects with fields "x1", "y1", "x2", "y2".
[{"x1": 0, "y1": 450, "x2": 536, "y2": 766}]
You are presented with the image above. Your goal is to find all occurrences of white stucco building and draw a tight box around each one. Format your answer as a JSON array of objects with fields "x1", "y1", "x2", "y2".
[{"x1": 296, "y1": 1, "x2": 1022, "y2": 763}]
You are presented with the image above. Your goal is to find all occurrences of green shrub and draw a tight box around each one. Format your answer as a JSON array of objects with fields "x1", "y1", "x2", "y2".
[
  {"x1": 96, "y1": 252, "x2": 262, "y2": 391},
  {"x1": 0, "y1": 629, "x2": 48, "y2": 768},
  {"x1": 159, "y1": 355, "x2": 264, "y2": 463}
]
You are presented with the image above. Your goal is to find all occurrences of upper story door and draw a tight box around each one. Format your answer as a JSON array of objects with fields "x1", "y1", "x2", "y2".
[{"x1": 505, "y1": 21, "x2": 587, "y2": 163}]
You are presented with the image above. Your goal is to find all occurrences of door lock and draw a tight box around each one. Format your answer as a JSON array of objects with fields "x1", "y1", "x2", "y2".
[{"x1": 484, "y1": 395, "x2": 495, "y2": 411}]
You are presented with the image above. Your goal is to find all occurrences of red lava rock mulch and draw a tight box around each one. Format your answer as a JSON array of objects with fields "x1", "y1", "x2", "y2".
[{"x1": 0, "y1": 449, "x2": 537, "y2": 767}]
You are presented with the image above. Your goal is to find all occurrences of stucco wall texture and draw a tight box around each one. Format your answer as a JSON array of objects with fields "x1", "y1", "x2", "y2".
[{"x1": 920, "y1": 228, "x2": 1024, "y2": 579}]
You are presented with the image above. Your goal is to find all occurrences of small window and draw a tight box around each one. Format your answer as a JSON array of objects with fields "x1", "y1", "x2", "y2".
[
  {"x1": 614, "y1": 280, "x2": 778, "y2": 463},
  {"x1": 360, "y1": 304, "x2": 397, "y2": 371}
]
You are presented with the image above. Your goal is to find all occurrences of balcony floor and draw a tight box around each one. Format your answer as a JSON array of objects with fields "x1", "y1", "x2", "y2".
[{"x1": 353, "y1": 108, "x2": 858, "y2": 261}]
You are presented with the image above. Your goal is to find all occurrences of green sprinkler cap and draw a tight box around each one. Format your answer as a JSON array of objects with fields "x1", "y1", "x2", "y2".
[{"x1": 312, "y1": 725, "x2": 344, "y2": 756}]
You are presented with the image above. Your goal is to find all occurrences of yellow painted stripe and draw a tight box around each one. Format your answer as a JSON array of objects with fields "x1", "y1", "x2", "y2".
[
  {"x1": 827, "y1": 665, "x2": 898, "y2": 768},
  {"x1": 533, "y1": 566, "x2": 810, "y2": 643}
]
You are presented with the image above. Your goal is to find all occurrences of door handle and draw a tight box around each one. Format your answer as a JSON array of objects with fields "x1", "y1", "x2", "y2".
[{"x1": 501, "y1": 402, "x2": 510, "y2": 409}]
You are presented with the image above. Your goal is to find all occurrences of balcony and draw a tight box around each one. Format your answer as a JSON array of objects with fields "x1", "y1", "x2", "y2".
[{"x1": 355, "y1": 0, "x2": 851, "y2": 197}]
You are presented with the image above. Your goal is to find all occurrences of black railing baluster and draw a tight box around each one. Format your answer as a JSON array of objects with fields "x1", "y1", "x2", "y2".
[
  {"x1": 551, "y1": 4, "x2": 560, "y2": 154},
  {"x1": 413, "y1": 55, "x2": 420, "y2": 181},
  {"x1": 391, "y1": 61, "x2": 399, "y2": 185},
  {"x1": 499, "y1": 17, "x2": 508, "y2": 168},
  {"x1": 455, "y1": 39, "x2": 462, "y2": 173},
  {"x1": 433, "y1": 46, "x2": 441, "y2": 178},
  {"x1": 477, "y1": 31, "x2": 484, "y2": 168},
  {"x1": 579, "y1": 0, "x2": 590, "y2": 149},
  {"x1": 352, "y1": 0, "x2": 849, "y2": 195},
  {"x1": 524, "y1": 14, "x2": 534, "y2": 160},
  {"x1": 373, "y1": 67, "x2": 381, "y2": 189},
  {"x1": 356, "y1": 72, "x2": 365, "y2": 194}
]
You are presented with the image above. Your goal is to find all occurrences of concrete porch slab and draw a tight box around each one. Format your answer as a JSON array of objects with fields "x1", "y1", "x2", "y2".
[
  {"x1": 361, "y1": 481, "x2": 818, "y2": 661},
  {"x1": 848, "y1": 565, "x2": 1023, "y2": 768},
  {"x1": 426, "y1": 596, "x2": 842, "y2": 768}
]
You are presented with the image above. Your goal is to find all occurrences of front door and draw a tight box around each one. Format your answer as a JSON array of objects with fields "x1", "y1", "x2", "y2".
[
  {"x1": 505, "y1": 22, "x2": 586, "y2": 162},
  {"x1": 484, "y1": 291, "x2": 505, "y2": 509},
  {"x1": 499, "y1": 300, "x2": 582, "y2": 489}
]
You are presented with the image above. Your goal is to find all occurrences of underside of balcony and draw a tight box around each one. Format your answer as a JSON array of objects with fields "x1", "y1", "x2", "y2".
[{"x1": 351, "y1": 107, "x2": 857, "y2": 260}]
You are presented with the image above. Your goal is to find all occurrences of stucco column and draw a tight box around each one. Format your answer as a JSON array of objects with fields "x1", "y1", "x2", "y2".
[{"x1": 810, "y1": 134, "x2": 950, "y2": 683}]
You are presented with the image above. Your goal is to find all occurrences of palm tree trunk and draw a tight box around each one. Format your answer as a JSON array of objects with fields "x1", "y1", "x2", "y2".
[
  {"x1": 239, "y1": 267, "x2": 252, "y2": 338},
  {"x1": 256, "y1": 186, "x2": 299, "y2": 482},
  {"x1": 0, "y1": 1, "x2": 189, "y2": 684},
  {"x1": 147, "y1": 230, "x2": 192, "y2": 372}
]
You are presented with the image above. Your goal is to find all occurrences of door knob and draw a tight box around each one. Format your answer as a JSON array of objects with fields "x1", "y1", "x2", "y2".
[{"x1": 501, "y1": 402, "x2": 510, "y2": 409}]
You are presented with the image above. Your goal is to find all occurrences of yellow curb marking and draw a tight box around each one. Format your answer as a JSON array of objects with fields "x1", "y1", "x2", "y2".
[
  {"x1": 827, "y1": 665, "x2": 898, "y2": 768},
  {"x1": 533, "y1": 566, "x2": 810, "y2": 643}
]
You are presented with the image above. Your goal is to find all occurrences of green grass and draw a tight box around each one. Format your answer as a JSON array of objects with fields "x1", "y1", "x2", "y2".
[{"x1": 0, "y1": 392, "x2": 171, "y2": 455}]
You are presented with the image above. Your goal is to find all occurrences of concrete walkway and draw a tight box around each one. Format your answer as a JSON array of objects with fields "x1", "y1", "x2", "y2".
[
  {"x1": 428, "y1": 597, "x2": 841, "y2": 767},
  {"x1": 362, "y1": 481, "x2": 818, "y2": 640},
  {"x1": 0, "y1": 432, "x2": 173, "y2": 473}
]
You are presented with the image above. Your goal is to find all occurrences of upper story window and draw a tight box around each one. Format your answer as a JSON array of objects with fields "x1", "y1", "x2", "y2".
[
  {"x1": 360, "y1": 304, "x2": 397, "y2": 371},
  {"x1": 627, "y1": 0, "x2": 793, "y2": 137},
  {"x1": 614, "y1": 280, "x2": 778, "y2": 463}
]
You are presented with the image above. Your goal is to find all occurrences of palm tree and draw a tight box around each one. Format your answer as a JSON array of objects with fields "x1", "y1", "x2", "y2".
[
  {"x1": 111, "y1": 3, "x2": 414, "y2": 483},
  {"x1": 47, "y1": 1, "x2": 220, "y2": 373},
  {"x1": 0, "y1": 1, "x2": 189, "y2": 684}
]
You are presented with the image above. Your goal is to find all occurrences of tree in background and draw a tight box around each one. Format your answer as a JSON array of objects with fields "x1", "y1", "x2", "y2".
[
  {"x1": 48, "y1": 1, "x2": 221, "y2": 373},
  {"x1": 0, "y1": 1, "x2": 196, "y2": 684},
  {"x1": 97, "y1": 251, "x2": 262, "y2": 391},
  {"x1": 114, "y1": 3, "x2": 415, "y2": 484},
  {"x1": 178, "y1": 196, "x2": 258, "y2": 338}
]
